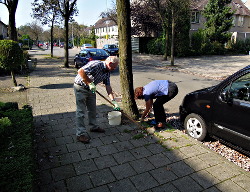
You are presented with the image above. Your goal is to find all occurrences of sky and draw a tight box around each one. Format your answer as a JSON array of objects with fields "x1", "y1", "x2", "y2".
[{"x1": 0, "y1": 0, "x2": 114, "y2": 29}]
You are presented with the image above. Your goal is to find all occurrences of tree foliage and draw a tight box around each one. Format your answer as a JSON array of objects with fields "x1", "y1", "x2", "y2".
[
  {"x1": 18, "y1": 21, "x2": 44, "y2": 44},
  {"x1": 203, "y1": 0, "x2": 234, "y2": 44},
  {"x1": 0, "y1": 40, "x2": 23, "y2": 86},
  {"x1": 130, "y1": 1, "x2": 161, "y2": 37},
  {"x1": 32, "y1": 0, "x2": 63, "y2": 56},
  {"x1": 0, "y1": 0, "x2": 19, "y2": 41}
]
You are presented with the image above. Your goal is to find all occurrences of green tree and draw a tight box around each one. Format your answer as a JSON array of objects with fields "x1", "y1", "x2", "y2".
[
  {"x1": 203, "y1": 0, "x2": 234, "y2": 44},
  {"x1": 0, "y1": 40, "x2": 23, "y2": 86},
  {"x1": 117, "y1": 0, "x2": 139, "y2": 119},
  {"x1": 32, "y1": 0, "x2": 62, "y2": 57},
  {"x1": 0, "y1": 0, "x2": 19, "y2": 41}
]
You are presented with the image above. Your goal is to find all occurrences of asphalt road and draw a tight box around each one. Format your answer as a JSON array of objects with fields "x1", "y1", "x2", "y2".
[{"x1": 36, "y1": 46, "x2": 248, "y2": 115}]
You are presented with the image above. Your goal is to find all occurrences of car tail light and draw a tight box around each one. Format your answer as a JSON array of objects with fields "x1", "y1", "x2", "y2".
[{"x1": 89, "y1": 57, "x2": 93, "y2": 61}]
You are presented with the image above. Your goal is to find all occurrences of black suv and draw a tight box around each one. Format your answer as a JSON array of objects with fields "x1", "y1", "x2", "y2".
[{"x1": 180, "y1": 65, "x2": 250, "y2": 155}]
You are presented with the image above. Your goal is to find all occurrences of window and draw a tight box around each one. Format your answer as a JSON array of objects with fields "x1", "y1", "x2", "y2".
[
  {"x1": 238, "y1": 16, "x2": 244, "y2": 27},
  {"x1": 232, "y1": 16, "x2": 236, "y2": 26},
  {"x1": 223, "y1": 73, "x2": 250, "y2": 102},
  {"x1": 191, "y1": 11, "x2": 200, "y2": 23}
]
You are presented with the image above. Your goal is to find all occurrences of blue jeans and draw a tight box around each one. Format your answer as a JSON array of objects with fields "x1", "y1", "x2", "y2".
[{"x1": 74, "y1": 84, "x2": 97, "y2": 136}]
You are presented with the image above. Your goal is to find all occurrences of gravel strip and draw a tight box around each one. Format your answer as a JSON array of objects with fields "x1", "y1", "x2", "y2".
[{"x1": 166, "y1": 116, "x2": 250, "y2": 172}]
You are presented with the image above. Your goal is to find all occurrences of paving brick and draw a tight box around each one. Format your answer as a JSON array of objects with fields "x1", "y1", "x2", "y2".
[
  {"x1": 113, "y1": 150, "x2": 136, "y2": 164},
  {"x1": 145, "y1": 143, "x2": 167, "y2": 154},
  {"x1": 79, "y1": 147, "x2": 100, "y2": 160},
  {"x1": 113, "y1": 140, "x2": 135, "y2": 151},
  {"x1": 57, "y1": 151, "x2": 81, "y2": 165},
  {"x1": 151, "y1": 183, "x2": 179, "y2": 192},
  {"x1": 55, "y1": 135, "x2": 74, "y2": 145},
  {"x1": 130, "y1": 172, "x2": 158, "y2": 191},
  {"x1": 66, "y1": 142, "x2": 87, "y2": 152},
  {"x1": 231, "y1": 174, "x2": 250, "y2": 190},
  {"x1": 89, "y1": 168, "x2": 116, "y2": 187},
  {"x1": 74, "y1": 159, "x2": 98, "y2": 175},
  {"x1": 190, "y1": 170, "x2": 220, "y2": 189},
  {"x1": 130, "y1": 146, "x2": 153, "y2": 159},
  {"x1": 216, "y1": 179, "x2": 247, "y2": 192},
  {"x1": 85, "y1": 185, "x2": 110, "y2": 192},
  {"x1": 147, "y1": 153, "x2": 172, "y2": 168},
  {"x1": 99, "y1": 134, "x2": 120, "y2": 145},
  {"x1": 172, "y1": 176, "x2": 203, "y2": 192},
  {"x1": 185, "y1": 156, "x2": 211, "y2": 171},
  {"x1": 39, "y1": 180, "x2": 67, "y2": 192},
  {"x1": 169, "y1": 161, "x2": 195, "y2": 177},
  {"x1": 51, "y1": 164, "x2": 76, "y2": 181},
  {"x1": 110, "y1": 163, "x2": 137, "y2": 180},
  {"x1": 206, "y1": 163, "x2": 241, "y2": 181},
  {"x1": 108, "y1": 178, "x2": 138, "y2": 192},
  {"x1": 94, "y1": 154, "x2": 118, "y2": 169},
  {"x1": 130, "y1": 158, "x2": 155, "y2": 173},
  {"x1": 66, "y1": 175, "x2": 93, "y2": 192},
  {"x1": 150, "y1": 167, "x2": 178, "y2": 184},
  {"x1": 97, "y1": 143, "x2": 119, "y2": 156}
]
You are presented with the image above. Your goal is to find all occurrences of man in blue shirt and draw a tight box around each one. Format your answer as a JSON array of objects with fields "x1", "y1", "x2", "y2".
[
  {"x1": 134, "y1": 80, "x2": 178, "y2": 129},
  {"x1": 74, "y1": 56, "x2": 119, "y2": 143}
]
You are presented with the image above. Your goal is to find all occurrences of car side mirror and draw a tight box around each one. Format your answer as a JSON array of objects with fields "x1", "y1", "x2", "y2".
[
  {"x1": 75, "y1": 54, "x2": 79, "y2": 57},
  {"x1": 220, "y1": 90, "x2": 233, "y2": 104}
]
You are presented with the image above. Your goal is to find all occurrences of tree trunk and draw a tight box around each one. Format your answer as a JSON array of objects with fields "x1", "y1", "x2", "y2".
[
  {"x1": 8, "y1": 0, "x2": 18, "y2": 41},
  {"x1": 171, "y1": 8, "x2": 175, "y2": 66},
  {"x1": 50, "y1": 24, "x2": 54, "y2": 57},
  {"x1": 11, "y1": 70, "x2": 17, "y2": 87},
  {"x1": 64, "y1": 17, "x2": 69, "y2": 68},
  {"x1": 163, "y1": 26, "x2": 168, "y2": 61},
  {"x1": 117, "y1": 0, "x2": 139, "y2": 119}
]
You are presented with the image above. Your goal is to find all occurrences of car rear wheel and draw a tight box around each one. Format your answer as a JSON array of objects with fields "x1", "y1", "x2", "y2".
[{"x1": 184, "y1": 113, "x2": 207, "y2": 141}]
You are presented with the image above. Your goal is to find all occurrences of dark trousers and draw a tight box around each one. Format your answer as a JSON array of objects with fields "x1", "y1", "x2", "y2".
[{"x1": 153, "y1": 82, "x2": 178, "y2": 123}]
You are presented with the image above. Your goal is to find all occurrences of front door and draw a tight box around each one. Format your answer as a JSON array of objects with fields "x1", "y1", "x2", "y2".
[{"x1": 212, "y1": 72, "x2": 250, "y2": 151}]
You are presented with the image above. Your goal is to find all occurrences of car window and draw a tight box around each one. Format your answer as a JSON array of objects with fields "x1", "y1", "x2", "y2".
[
  {"x1": 108, "y1": 45, "x2": 116, "y2": 49},
  {"x1": 79, "y1": 51, "x2": 88, "y2": 57},
  {"x1": 224, "y1": 72, "x2": 250, "y2": 102}
]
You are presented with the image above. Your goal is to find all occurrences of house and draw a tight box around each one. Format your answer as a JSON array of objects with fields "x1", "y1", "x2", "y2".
[
  {"x1": 91, "y1": 17, "x2": 119, "y2": 48},
  {"x1": 0, "y1": 20, "x2": 8, "y2": 40},
  {"x1": 190, "y1": 0, "x2": 250, "y2": 41}
]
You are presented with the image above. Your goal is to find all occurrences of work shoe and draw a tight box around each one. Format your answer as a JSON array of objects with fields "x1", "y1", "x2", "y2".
[
  {"x1": 90, "y1": 127, "x2": 105, "y2": 133},
  {"x1": 154, "y1": 122, "x2": 165, "y2": 129},
  {"x1": 77, "y1": 135, "x2": 90, "y2": 143}
]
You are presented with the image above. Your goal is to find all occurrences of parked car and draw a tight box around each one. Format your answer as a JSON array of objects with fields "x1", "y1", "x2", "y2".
[
  {"x1": 68, "y1": 43, "x2": 73, "y2": 49},
  {"x1": 59, "y1": 42, "x2": 64, "y2": 48},
  {"x1": 102, "y1": 44, "x2": 119, "y2": 56},
  {"x1": 74, "y1": 48, "x2": 109, "y2": 69},
  {"x1": 80, "y1": 43, "x2": 93, "y2": 50},
  {"x1": 179, "y1": 65, "x2": 250, "y2": 155},
  {"x1": 38, "y1": 42, "x2": 44, "y2": 47}
]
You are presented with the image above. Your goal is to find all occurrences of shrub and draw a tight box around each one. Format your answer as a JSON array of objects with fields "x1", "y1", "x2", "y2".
[
  {"x1": 147, "y1": 38, "x2": 165, "y2": 55},
  {"x1": 0, "y1": 40, "x2": 24, "y2": 72},
  {"x1": 0, "y1": 102, "x2": 35, "y2": 191}
]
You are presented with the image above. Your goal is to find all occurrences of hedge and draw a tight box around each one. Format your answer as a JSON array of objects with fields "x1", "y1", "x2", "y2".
[{"x1": 0, "y1": 102, "x2": 35, "y2": 192}]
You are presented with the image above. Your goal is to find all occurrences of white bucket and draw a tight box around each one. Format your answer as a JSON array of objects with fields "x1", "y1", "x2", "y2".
[{"x1": 108, "y1": 111, "x2": 122, "y2": 125}]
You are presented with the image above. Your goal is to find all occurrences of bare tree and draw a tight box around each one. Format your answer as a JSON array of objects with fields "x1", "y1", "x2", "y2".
[
  {"x1": 0, "y1": 0, "x2": 19, "y2": 41},
  {"x1": 56, "y1": 0, "x2": 78, "y2": 68},
  {"x1": 117, "y1": 0, "x2": 139, "y2": 119}
]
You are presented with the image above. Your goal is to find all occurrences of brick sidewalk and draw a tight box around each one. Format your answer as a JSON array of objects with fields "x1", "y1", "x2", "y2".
[{"x1": 26, "y1": 56, "x2": 250, "y2": 192}]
